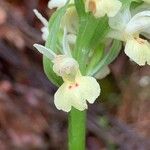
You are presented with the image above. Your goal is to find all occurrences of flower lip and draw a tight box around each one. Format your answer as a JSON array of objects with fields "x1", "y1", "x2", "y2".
[
  {"x1": 54, "y1": 76, "x2": 101, "y2": 112},
  {"x1": 124, "y1": 37, "x2": 150, "y2": 66}
]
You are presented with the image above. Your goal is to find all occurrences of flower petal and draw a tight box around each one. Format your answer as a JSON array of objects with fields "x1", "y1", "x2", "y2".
[
  {"x1": 85, "y1": 0, "x2": 122, "y2": 18},
  {"x1": 33, "y1": 44, "x2": 56, "y2": 60},
  {"x1": 48, "y1": 0, "x2": 67, "y2": 9},
  {"x1": 76, "y1": 76, "x2": 100, "y2": 104},
  {"x1": 54, "y1": 82, "x2": 87, "y2": 112},
  {"x1": 54, "y1": 83, "x2": 72, "y2": 112},
  {"x1": 102, "y1": 0, "x2": 122, "y2": 17},
  {"x1": 124, "y1": 38, "x2": 150, "y2": 66},
  {"x1": 125, "y1": 11, "x2": 150, "y2": 35},
  {"x1": 109, "y1": 6, "x2": 131, "y2": 31},
  {"x1": 107, "y1": 30, "x2": 125, "y2": 41}
]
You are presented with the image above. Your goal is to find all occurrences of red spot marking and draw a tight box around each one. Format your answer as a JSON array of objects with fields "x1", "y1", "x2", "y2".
[
  {"x1": 69, "y1": 86, "x2": 72, "y2": 89},
  {"x1": 75, "y1": 83, "x2": 79, "y2": 87}
]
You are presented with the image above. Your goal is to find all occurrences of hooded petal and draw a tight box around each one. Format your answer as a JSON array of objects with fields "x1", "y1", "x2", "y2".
[
  {"x1": 124, "y1": 38, "x2": 150, "y2": 66},
  {"x1": 125, "y1": 11, "x2": 150, "y2": 35},
  {"x1": 52, "y1": 55, "x2": 79, "y2": 81},
  {"x1": 54, "y1": 82, "x2": 88, "y2": 112},
  {"x1": 76, "y1": 76, "x2": 100, "y2": 104}
]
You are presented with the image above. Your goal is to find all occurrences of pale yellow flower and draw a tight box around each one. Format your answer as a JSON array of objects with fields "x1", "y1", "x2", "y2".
[
  {"x1": 109, "y1": 10, "x2": 150, "y2": 66},
  {"x1": 85, "y1": 0, "x2": 122, "y2": 18},
  {"x1": 33, "y1": 44, "x2": 100, "y2": 112},
  {"x1": 124, "y1": 11, "x2": 150, "y2": 65}
]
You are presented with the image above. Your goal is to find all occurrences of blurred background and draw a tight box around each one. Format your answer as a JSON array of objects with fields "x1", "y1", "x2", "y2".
[{"x1": 0, "y1": 0, "x2": 150, "y2": 149}]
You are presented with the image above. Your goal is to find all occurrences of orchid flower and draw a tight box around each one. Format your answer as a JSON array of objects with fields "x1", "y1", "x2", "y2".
[
  {"x1": 33, "y1": 9, "x2": 49, "y2": 41},
  {"x1": 85, "y1": 0, "x2": 122, "y2": 18},
  {"x1": 109, "y1": 9, "x2": 150, "y2": 66},
  {"x1": 48, "y1": 0, "x2": 74, "y2": 9},
  {"x1": 33, "y1": 30, "x2": 100, "y2": 112}
]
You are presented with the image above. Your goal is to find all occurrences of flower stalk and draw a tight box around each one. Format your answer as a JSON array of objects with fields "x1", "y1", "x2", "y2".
[{"x1": 68, "y1": 108, "x2": 86, "y2": 150}]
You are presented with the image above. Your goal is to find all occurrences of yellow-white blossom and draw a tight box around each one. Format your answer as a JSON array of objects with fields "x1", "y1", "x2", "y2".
[
  {"x1": 109, "y1": 10, "x2": 150, "y2": 66},
  {"x1": 48, "y1": 0, "x2": 74, "y2": 9},
  {"x1": 33, "y1": 44, "x2": 100, "y2": 112},
  {"x1": 85, "y1": 0, "x2": 122, "y2": 18},
  {"x1": 53, "y1": 55, "x2": 100, "y2": 112}
]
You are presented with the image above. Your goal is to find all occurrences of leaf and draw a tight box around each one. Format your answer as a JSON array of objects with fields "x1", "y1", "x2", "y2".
[{"x1": 74, "y1": 0, "x2": 86, "y2": 18}]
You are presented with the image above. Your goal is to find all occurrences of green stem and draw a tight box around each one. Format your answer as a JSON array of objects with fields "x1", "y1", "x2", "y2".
[{"x1": 68, "y1": 108, "x2": 86, "y2": 150}]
